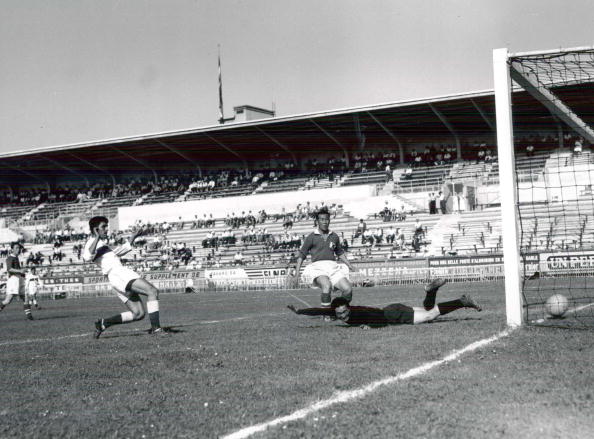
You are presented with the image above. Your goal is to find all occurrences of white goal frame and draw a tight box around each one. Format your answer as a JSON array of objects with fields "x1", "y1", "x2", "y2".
[
  {"x1": 493, "y1": 46, "x2": 594, "y2": 326},
  {"x1": 493, "y1": 48, "x2": 523, "y2": 327}
]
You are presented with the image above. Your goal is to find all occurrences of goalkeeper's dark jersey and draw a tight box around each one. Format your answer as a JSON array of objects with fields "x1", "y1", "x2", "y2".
[
  {"x1": 295, "y1": 305, "x2": 388, "y2": 325},
  {"x1": 295, "y1": 303, "x2": 415, "y2": 325}
]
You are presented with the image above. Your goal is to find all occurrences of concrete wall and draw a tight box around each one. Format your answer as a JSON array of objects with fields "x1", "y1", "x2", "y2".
[{"x1": 118, "y1": 185, "x2": 376, "y2": 229}]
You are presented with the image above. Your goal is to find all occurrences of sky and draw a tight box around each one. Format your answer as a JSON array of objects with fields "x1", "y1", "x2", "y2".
[{"x1": 1, "y1": 0, "x2": 593, "y2": 155}]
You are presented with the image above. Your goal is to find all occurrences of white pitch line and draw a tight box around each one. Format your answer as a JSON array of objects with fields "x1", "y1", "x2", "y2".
[
  {"x1": 221, "y1": 328, "x2": 515, "y2": 439},
  {"x1": 285, "y1": 291, "x2": 312, "y2": 308}
]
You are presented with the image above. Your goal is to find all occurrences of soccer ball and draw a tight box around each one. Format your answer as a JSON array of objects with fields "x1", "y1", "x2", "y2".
[{"x1": 545, "y1": 294, "x2": 569, "y2": 318}]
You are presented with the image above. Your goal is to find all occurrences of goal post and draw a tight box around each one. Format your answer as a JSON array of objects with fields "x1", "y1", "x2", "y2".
[
  {"x1": 493, "y1": 46, "x2": 594, "y2": 328},
  {"x1": 493, "y1": 48, "x2": 524, "y2": 327}
]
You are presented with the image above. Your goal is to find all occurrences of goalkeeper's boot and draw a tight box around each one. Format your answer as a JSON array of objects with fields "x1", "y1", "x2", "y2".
[
  {"x1": 423, "y1": 278, "x2": 447, "y2": 310},
  {"x1": 94, "y1": 320, "x2": 104, "y2": 339},
  {"x1": 460, "y1": 295, "x2": 482, "y2": 312},
  {"x1": 425, "y1": 278, "x2": 447, "y2": 294}
]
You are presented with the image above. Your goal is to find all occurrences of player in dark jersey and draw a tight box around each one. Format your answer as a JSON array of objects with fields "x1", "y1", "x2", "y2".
[
  {"x1": 291, "y1": 207, "x2": 356, "y2": 312},
  {"x1": 0, "y1": 242, "x2": 33, "y2": 320},
  {"x1": 287, "y1": 278, "x2": 482, "y2": 326}
]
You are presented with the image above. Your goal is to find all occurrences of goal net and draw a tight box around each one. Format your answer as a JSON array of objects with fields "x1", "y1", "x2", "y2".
[{"x1": 493, "y1": 47, "x2": 594, "y2": 328}]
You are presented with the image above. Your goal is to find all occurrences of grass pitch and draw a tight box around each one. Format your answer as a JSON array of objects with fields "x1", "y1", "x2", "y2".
[{"x1": 1, "y1": 281, "x2": 593, "y2": 438}]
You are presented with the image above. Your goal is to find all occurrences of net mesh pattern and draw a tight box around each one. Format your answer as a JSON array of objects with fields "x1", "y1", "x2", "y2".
[{"x1": 510, "y1": 49, "x2": 594, "y2": 328}]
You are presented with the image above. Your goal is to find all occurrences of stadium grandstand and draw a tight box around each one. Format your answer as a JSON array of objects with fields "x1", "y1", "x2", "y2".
[{"x1": 0, "y1": 82, "x2": 593, "y2": 298}]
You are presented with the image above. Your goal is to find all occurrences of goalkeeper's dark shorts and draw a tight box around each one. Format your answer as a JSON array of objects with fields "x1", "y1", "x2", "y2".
[{"x1": 383, "y1": 303, "x2": 414, "y2": 325}]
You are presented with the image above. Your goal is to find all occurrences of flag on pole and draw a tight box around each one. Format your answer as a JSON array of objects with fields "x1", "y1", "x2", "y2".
[{"x1": 218, "y1": 47, "x2": 224, "y2": 123}]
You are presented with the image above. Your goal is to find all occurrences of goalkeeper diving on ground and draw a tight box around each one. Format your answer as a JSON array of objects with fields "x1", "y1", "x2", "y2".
[{"x1": 287, "y1": 278, "x2": 482, "y2": 326}]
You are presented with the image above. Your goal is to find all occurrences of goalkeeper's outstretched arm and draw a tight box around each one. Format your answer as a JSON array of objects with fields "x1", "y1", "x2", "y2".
[{"x1": 287, "y1": 304, "x2": 335, "y2": 317}]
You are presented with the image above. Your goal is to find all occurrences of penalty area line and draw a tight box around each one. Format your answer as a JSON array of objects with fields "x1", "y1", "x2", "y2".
[{"x1": 221, "y1": 328, "x2": 515, "y2": 439}]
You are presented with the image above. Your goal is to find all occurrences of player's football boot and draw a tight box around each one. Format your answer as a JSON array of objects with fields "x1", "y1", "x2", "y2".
[
  {"x1": 26, "y1": 314, "x2": 34, "y2": 320},
  {"x1": 460, "y1": 295, "x2": 482, "y2": 312},
  {"x1": 94, "y1": 320, "x2": 104, "y2": 339},
  {"x1": 425, "y1": 278, "x2": 447, "y2": 294},
  {"x1": 148, "y1": 327, "x2": 171, "y2": 335}
]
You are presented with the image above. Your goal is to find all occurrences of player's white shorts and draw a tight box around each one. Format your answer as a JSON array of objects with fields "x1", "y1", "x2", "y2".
[
  {"x1": 6, "y1": 276, "x2": 25, "y2": 296},
  {"x1": 107, "y1": 266, "x2": 141, "y2": 301},
  {"x1": 302, "y1": 260, "x2": 349, "y2": 288},
  {"x1": 28, "y1": 286, "x2": 38, "y2": 296}
]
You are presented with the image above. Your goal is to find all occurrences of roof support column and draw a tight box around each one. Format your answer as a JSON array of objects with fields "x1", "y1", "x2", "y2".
[
  {"x1": 42, "y1": 156, "x2": 90, "y2": 186},
  {"x1": 111, "y1": 146, "x2": 158, "y2": 184},
  {"x1": 429, "y1": 103, "x2": 461, "y2": 160},
  {"x1": 309, "y1": 119, "x2": 350, "y2": 168},
  {"x1": 155, "y1": 139, "x2": 203, "y2": 178},
  {"x1": 1, "y1": 164, "x2": 51, "y2": 194},
  {"x1": 367, "y1": 111, "x2": 405, "y2": 164},
  {"x1": 255, "y1": 127, "x2": 298, "y2": 166},
  {"x1": 203, "y1": 133, "x2": 249, "y2": 175},
  {"x1": 67, "y1": 152, "x2": 116, "y2": 192},
  {"x1": 470, "y1": 99, "x2": 495, "y2": 131}
]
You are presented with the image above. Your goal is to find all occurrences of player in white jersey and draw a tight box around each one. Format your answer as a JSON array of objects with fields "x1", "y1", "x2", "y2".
[
  {"x1": 25, "y1": 267, "x2": 41, "y2": 309},
  {"x1": 83, "y1": 216, "x2": 167, "y2": 338}
]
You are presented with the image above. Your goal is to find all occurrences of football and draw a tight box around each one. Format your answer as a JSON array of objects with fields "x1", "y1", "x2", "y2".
[{"x1": 545, "y1": 294, "x2": 569, "y2": 318}]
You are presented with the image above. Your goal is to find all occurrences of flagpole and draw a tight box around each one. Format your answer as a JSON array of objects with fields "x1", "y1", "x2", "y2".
[{"x1": 218, "y1": 45, "x2": 224, "y2": 124}]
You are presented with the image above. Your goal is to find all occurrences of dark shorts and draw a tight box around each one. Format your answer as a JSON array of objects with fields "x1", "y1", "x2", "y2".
[{"x1": 383, "y1": 303, "x2": 414, "y2": 325}]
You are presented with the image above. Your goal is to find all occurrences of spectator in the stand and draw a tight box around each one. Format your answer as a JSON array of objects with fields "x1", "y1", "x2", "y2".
[
  {"x1": 526, "y1": 144, "x2": 535, "y2": 157},
  {"x1": 395, "y1": 228, "x2": 405, "y2": 249},
  {"x1": 414, "y1": 218, "x2": 424, "y2": 239},
  {"x1": 354, "y1": 219, "x2": 367, "y2": 239},
  {"x1": 385, "y1": 164, "x2": 392, "y2": 182},
  {"x1": 484, "y1": 149, "x2": 494, "y2": 163},
  {"x1": 574, "y1": 137, "x2": 584, "y2": 156},
  {"x1": 439, "y1": 191, "x2": 447, "y2": 214},
  {"x1": 428, "y1": 193, "x2": 437, "y2": 214},
  {"x1": 233, "y1": 251, "x2": 244, "y2": 266},
  {"x1": 385, "y1": 226, "x2": 396, "y2": 245},
  {"x1": 372, "y1": 228, "x2": 383, "y2": 247},
  {"x1": 403, "y1": 166, "x2": 413, "y2": 180},
  {"x1": 477, "y1": 143, "x2": 486, "y2": 161}
]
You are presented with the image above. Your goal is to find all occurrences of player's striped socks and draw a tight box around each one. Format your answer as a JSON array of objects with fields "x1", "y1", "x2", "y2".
[
  {"x1": 147, "y1": 300, "x2": 160, "y2": 329},
  {"x1": 103, "y1": 311, "x2": 135, "y2": 329},
  {"x1": 24, "y1": 304, "x2": 32, "y2": 319}
]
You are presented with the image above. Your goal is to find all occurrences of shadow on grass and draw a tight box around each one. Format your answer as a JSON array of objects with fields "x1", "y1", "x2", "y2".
[
  {"x1": 100, "y1": 326, "x2": 184, "y2": 339},
  {"x1": 32, "y1": 314, "x2": 78, "y2": 321}
]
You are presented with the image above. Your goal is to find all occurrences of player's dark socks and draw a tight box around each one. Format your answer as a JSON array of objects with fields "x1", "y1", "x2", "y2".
[
  {"x1": 103, "y1": 314, "x2": 123, "y2": 329},
  {"x1": 423, "y1": 278, "x2": 446, "y2": 310},
  {"x1": 147, "y1": 300, "x2": 161, "y2": 329},
  {"x1": 423, "y1": 291, "x2": 437, "y2": 310},
  {"x1": 437, "y1": 299, "x2": 464, "y2": 315}
]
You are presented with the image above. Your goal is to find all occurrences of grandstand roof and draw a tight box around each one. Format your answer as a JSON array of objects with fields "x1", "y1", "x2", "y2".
[{"x1": 1, "y1": 83, "x2": 593, "y2": 185}]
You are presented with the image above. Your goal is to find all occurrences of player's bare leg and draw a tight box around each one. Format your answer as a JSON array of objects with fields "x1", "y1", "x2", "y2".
[
  {"x1": 0, "y1": 293, "x2": 33, "y2": 320},
  {"x1": 413, "y1": 295, "x2": 482, "y2": 325},
  {"x1": 129, "y1": 278, "x2": 165, "y2": 334},
  {"x1": 94, "y1": 294, "x2": 145, "y2": 339},
  {"x1": 333, "y1": 277, "x2": 353, "y2": 303},
  {"x1": 313, "y1": 275, "x2": 333, "y2": 321}
]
